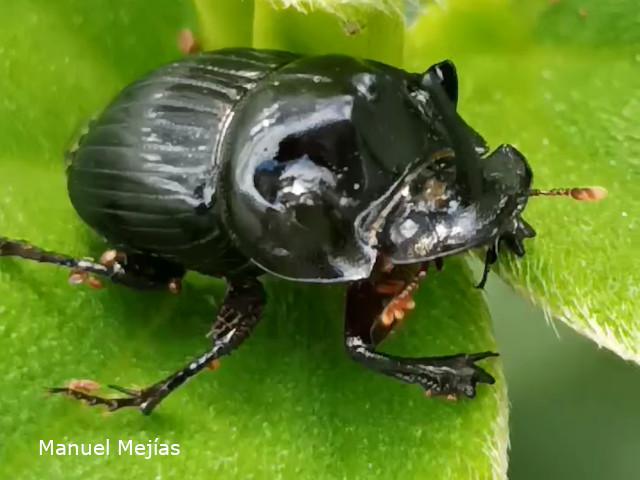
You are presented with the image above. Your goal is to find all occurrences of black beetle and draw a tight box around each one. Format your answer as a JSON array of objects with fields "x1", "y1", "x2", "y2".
[{"x1": 0, "y1": 48, "x2": 604, "y2": 414}]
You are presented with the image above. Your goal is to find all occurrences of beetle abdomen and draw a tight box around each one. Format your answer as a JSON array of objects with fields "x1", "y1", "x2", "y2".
[{"x1": 67, "y1": 49, "x2": 297, "y2": 274}]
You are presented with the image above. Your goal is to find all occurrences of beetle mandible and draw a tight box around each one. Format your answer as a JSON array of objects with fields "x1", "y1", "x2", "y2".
[{"x1": 0, "y1": 48, "x2": 605, "y2": 414}]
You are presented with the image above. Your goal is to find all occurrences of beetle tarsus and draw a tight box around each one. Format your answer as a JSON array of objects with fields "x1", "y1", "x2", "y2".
[
  {"x1": 48, "y1": 385, "x2": 149, "y2": 411},
  {"x1": 346, "y1": 339, "x2": 497, "y2": 399},
  {"x1": 346, "y1": 277, "x2": 497, "y2": 399},
  {"x1": 49, "y1": 276, "x2": 265, "y2": 414},
  {"x1": 407, "y1": 351, "x2": 498, "y2": 399},
  {"x1": 0, "y1": 237, "x2": 185, "y2": 292}
]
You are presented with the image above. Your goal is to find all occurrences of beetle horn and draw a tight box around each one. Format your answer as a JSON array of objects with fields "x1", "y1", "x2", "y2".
[{"x1": 528, "y1": 186, "x2": 608, "y2": 202}]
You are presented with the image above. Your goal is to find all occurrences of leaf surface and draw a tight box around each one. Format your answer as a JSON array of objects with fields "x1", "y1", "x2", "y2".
[{"x1": 0, "y1": 1, "x2": 507, "y2": 478}]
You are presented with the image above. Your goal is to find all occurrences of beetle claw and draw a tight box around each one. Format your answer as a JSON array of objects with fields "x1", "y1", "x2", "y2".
[
  {"x1": 466, "y1": 351, "x2": 500, "y2": 362},
  {"x1": 414, "y1": 351, "x2": 498, "y2": 400},
  {"x1": 107, "y1": 384, "x2": 141, "y2": 396}
]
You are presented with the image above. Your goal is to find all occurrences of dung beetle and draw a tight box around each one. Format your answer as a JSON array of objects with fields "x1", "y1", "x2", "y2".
[{"x1": 0, "y1": 48, "x2": 605, "y2": 414}]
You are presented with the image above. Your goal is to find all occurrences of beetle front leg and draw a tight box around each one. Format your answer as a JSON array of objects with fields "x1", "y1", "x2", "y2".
[
  {"x1": 0, "y1": 237, "x2": 184, "y2": 292},
  {"x1": 345, "y1": 273, "x2": 497, "y2": 399},
  {"x1": 49, "y1": 276, "x2": 265, "y2": 415}
]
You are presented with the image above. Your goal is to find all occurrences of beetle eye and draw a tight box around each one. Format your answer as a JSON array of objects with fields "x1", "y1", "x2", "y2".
[{"x1": 423, "y1": 60, "x2": 458, "y2": 106}]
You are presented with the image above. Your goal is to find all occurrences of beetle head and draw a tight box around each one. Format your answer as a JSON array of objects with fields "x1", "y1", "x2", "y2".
[
  {"x1": 358, "y1": 59, "x2": 606, "y2": 286},
  {"x1": 354, "y1": 60, "x2": 536, "y2": 268},
  {"x1": 356, "y1": 143, "x2": 534, "y2": 267}
]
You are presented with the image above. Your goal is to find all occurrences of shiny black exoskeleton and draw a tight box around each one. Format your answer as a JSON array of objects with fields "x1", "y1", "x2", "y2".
[{"x1": 1, "y1": 48, "x2": 536, "y2": 414}]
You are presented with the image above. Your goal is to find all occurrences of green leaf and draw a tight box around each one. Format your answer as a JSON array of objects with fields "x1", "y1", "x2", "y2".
[
  {"x1": 406, "y1": 0, "x2": 640, "y2": 363},
  {"x1": 194, "y1": 0, "x2": 254, "y2": 49},
  {"x1": 0, "y1": 1, "x2": 507, "y2": 478},
  {"x1": 253, "y1": 0, "x2": 405, "y2": 66}
]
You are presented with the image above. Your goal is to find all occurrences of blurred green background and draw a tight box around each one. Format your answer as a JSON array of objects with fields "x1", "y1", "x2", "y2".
[{"x1": 484, "y1": 272, "x2": 640, "y2": 479}]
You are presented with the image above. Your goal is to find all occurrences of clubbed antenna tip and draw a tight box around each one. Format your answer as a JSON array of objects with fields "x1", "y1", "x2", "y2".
[{"x1": 529, "y1": 186, "x2": 608, "y2": 202}]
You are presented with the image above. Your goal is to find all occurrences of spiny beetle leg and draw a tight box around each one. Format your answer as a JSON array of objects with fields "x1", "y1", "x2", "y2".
[
  {"x1": 345, "y1": 269, "x2": 497, "y2": 399},
  {"x1": 0, "y1": 237, "x2": 184, "y2": 292},
  {"x1": 0, "y1": 237, "x2": 111, "y2": 277},
  {"x1": 49, "y1": 277, "x2": 265, "y2": 415}
]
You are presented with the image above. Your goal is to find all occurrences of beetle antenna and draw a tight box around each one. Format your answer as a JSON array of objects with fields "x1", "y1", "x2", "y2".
[{"x1": 528, "y1": 186, "x2": 607, "y2": 202}]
